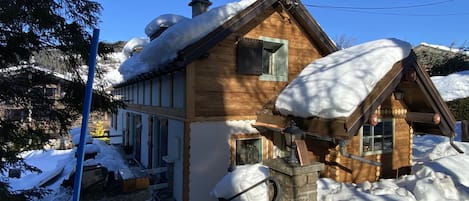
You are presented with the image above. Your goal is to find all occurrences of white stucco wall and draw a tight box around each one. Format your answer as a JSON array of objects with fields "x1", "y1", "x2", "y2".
[
  {"x1": 168, "y1": 119, "x2": 185, "y2": 201},
  {"x1": 139, "y1": 113, "x2": 149, "y2": 167},
  {"x1": 109, "y1": 109, "x2": 125, "y2": 144},
  {"x1": 189, "y1": 120, "x2": 259, "y2": 201}
]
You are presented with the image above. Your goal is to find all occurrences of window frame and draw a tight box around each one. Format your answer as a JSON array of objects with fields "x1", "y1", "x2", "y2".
[
  {"x1": 230, "y1": 134, "x2": 265, "y2": 166},
  {"x1": 360, "y1": 118, "x2": 395, "y2": 156},
  {"x1": 258, "y1": 36, "x2": 288, "y2": 82}
]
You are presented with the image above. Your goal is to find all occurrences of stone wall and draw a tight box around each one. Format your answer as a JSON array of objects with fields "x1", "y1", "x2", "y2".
[{"x1": 264, "y1": 158, "x2": 324, "y2": 201}]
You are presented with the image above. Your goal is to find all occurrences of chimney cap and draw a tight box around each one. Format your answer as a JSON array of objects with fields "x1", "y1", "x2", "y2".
[{"x1": 189, "y1": 0, "x2": 212, "y2": 6}]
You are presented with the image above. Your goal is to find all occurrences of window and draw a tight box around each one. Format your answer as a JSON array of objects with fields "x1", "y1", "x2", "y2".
[
  {"x1": 237, "y1": 37, "x2": 288, "y2": 81},
  {"x1": 235, "y1": 138, "x2": 262, "y2": 165},
  {"x1": 361, "y1": 119, "x2": 394, "y2": 155},
  {"x1": 45, "y1": 87, "x2": 56, "y2": 98}
]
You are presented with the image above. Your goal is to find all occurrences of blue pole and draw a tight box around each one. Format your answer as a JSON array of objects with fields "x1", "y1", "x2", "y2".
[{"x1": 72, "y1": 28, "x2": 100, "y2": 201}]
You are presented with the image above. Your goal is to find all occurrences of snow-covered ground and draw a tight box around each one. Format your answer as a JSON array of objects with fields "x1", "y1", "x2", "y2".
[{"x1": 2, "y1": 124, "x2": 467, "y2": 201}]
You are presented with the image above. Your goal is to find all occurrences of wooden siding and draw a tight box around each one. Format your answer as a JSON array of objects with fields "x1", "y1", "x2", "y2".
[
  {"x1": 188, "y1": 9, "x2": 322, "y2": 119},
  {"x1": 306, "y1": 96, "x2": 413, "y2": 183}
]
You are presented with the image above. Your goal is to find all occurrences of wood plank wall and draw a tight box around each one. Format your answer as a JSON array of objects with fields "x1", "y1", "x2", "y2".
[
  {"x1": 188, "y1": 9, "x2": 322, "y2": 119},
  {"x1": 306, "y1": 96, "x2": 413, "y2": 183}
]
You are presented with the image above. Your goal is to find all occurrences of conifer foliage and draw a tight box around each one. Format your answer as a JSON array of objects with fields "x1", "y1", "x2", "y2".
[{"x1": 0, "y1": 1, "x2": 123, "y2": 200}]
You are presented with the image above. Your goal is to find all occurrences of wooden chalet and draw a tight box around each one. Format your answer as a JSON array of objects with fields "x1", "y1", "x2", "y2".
[
  {"x1": 110, "y1": 0, "x2": 336, "y2": 200},
  {"x1": 254, "y1": 40, "x2": 461, "y2": 183}
]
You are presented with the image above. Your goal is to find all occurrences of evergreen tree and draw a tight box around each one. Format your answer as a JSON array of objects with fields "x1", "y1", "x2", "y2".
[{"x1": 0, "y1": 1, "x2": 124, "y2": 200}]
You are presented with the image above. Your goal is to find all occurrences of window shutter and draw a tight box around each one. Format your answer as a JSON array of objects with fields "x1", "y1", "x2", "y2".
[{"x1": 236, "y1": 38, "x2": 263, "y2": 75}]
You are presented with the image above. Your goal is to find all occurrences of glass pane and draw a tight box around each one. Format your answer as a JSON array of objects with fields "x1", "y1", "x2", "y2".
[
  {"x1": 373, "y1": 137, "x2": 383, "y2": 151},
  {"x1": 383, "y1": 136, "x2": 393, "y2": 151},
  {"x1": 383, "y1": 121, "x2": 393, "y2": 136},
  {"x1": 236, "y1": 138, "x2": 262, "y2": 165},
  {"x1": 374, "y1": 122, "x2": 384, "y2": 136},
  {"x1": 363, "y1": 137, "x2": 372, "y2": 152},
  {"x1": 262, "y1": 50, "x2": 273, "y2": 74},
  {"x1": 363, "y1": 125, "x2": 371, "y2": 137}
]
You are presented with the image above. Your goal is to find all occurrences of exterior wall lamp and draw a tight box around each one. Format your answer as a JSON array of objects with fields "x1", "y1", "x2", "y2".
[{"x1": 282, "y1": 121, "x2": 303, "y2": 164}]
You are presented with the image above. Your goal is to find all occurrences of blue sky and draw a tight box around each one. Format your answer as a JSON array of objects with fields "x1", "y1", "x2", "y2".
[{"x1": 95, "y1": 0, "x2": 469, "y2": 47}]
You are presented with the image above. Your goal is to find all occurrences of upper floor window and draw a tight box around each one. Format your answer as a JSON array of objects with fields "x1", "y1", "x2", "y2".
[
  {"x1": 237, "y1": 36, "x2": 288, "y2": 81},
  {"x1": 361, "y1": 119, "x2": 394, "y2": 155}
]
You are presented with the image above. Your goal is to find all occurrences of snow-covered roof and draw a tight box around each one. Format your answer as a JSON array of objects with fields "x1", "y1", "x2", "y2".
[
  {"x1": 431, "y1": 70, "x2": 469, "y2": 101},
  {"x1": 419, "y1": 42, "x2": 469, "y2": 56},
  {"x1": 144, "y1": 14, "x2": 189, "y2": 37},
  {"x1": 118, "y1": 0, "x2": 256, "y2": 81},
  {"x1": 275, "y1": 38, "x2": 412, "y2": 119},
  {"x1": 122, "y1": 37, "x2": 149, "y2": 58},
  {"x1": 0, "y1": 65, "x2": 74, "y2": 81}
]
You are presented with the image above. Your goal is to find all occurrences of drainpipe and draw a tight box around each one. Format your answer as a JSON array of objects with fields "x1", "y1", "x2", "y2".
[
  {"x1": 339, "y1": 140, "x2": 382, "y2": 166},
  {"x1": 449, "y1": 134, "x2": 464, "y2": 154}
]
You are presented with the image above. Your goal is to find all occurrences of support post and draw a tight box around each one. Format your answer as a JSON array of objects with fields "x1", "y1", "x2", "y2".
[{"x1": 72, "y1": 29, "x2": 100, "y2": 201}]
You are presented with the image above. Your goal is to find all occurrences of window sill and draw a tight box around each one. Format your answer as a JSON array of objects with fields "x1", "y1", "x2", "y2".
[{"x1": 259, "y1": 74, "x2": 287, "y2": 82}]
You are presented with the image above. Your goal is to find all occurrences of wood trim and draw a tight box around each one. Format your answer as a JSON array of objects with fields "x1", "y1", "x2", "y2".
[
  {"x1": 185, "y1": 64, "x2": 195, "y2": 119},
  {"x1": 126, "y1": 104, "x2": 185, "y2": 120},
  {"x1": 300, "y1": 117, "x2": 348, "y2": 139},
  {"x1": 406, "y1": 112, "x2": 441, "y2": 125},
  {"x1": 183, "y1": 121, "x2": 190, "y2": 201},
  {"x1": 229, "y1": 133, "x2": 267, "y2": 166},
  {"x1": 190, "y1": 115, "x2": 258, "y2": 122}
]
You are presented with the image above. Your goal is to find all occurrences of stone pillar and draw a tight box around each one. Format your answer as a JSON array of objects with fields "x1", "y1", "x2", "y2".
[{"x1": 264, "y1": 158, "x2": 324, "y2": 201}]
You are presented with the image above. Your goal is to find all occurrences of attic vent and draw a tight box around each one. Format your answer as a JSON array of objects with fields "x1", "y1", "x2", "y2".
[{"x1": 236, "y1": 38, "x2": 263, "y2": 75}]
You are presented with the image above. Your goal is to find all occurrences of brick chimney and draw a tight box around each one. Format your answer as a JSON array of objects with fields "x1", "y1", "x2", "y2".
[{"x1": 188, "y1": 0, "x2": 212, "y2": 17}]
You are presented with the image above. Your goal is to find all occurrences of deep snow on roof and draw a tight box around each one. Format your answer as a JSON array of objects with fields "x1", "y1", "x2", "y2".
[
  {"x1": 275, "y1": 38, "x2": 412, "y2": 119},
  {"x1": 144, "y1": 14, "x2": 189, "y2": 37},
  {"x1": 118, "y1": 0, "x2": 256, "y2": 81}
]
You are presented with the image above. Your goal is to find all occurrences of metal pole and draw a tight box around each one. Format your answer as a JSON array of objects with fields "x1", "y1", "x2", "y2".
[{"x1": 72, "y1": 28, "x2": 100, "y2": 201}]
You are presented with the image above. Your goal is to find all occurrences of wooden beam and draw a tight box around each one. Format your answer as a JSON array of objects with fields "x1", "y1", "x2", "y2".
[
  {"x1": 126, "y1": 104, "x2": 185, "y2": 120},
  {"x1": 406, "y1": 112, "x2": 441, "y2": 125}
]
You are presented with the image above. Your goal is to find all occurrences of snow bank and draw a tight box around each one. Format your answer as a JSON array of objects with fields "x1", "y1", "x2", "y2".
[
  {"x1": 317, "y1": 178, "x2": 416, "y2": 201},
  {"x1": 6, "y1": 149, "x2": 73, "y2": 191},
  {"x1": 275, "y1": 38, "x2": 412, "y2": 118},
  {"x1": 69, "y1": 127, "x2": 93, "y2": 145},
  {"x1": 211, "y1": 164, "x2": 269, "y2": 201},
  {"x1": 119, "y1": 0, "x2": 256, "y2": 81},
  {"x1": 83, "y1": 140, "x2": 127, "y2": 173},
  {"x1": 431, "y1": 70, "x2": 469, "y2": 101}
]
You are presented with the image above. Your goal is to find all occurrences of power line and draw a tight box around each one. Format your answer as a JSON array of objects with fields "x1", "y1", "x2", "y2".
[
  {"x1": 304, "y1": 0, "x2": 469, "y2": 16},
  {"x1": 320, "y1": 8, "x2": 469, "y2": 17},
  {"x1": 304, "y1": 0, "x2": 454, "y2": 10}
]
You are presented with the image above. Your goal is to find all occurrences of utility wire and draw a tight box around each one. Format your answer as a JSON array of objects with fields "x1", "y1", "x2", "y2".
[
  {"x1": 304, "y1": 0, "x2": 469, "y2": 16},
  {"x1": 304, "y1": 0, "x2": 454, "y2": 10},
  {"x1": 320, "y1": 8, "x2": 469, "y2": 17}
]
